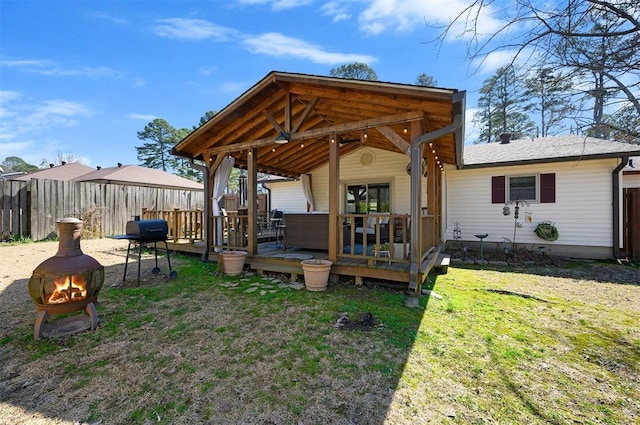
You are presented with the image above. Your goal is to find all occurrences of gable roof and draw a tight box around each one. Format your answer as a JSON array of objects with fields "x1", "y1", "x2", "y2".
[
  {"x1": 9, "y1": 162, "x2": 94, "y2": 181},
  {"x1": 173, "y1": 71, "x2": 465, "y2": 178},
  {"x1": 72, "y1": 164, "x2": 203, "y2": 190},
  {"x1": 463, "y1": 135, "x2": 640, "y2": 168}
]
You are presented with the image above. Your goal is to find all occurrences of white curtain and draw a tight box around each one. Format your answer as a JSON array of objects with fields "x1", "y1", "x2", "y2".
[
  {"x1": 213, "y1": 156, "x2": 235, "y2": 244},
  {"x1": 300, "y1": 174, "x2": 315, "y2": 212}
]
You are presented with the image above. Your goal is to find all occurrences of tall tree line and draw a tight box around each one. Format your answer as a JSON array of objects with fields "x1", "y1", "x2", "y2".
[{"x1": 434, "y1": 0, "x2": 640, "y2": 144}]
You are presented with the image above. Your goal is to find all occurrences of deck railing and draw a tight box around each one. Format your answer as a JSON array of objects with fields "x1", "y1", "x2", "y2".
[
  {"x1": 141, "y1": 208, "x2": 434, "y2": 265},
  {"x1": 212, "y1": 212, "x2": 249, "y2": 251},
  {"x1": 141, "y1": 208, "x2": 204, "y2": 243},
  {"x1": 339, "y1": 214, "x2": 415, "y2": 265}
]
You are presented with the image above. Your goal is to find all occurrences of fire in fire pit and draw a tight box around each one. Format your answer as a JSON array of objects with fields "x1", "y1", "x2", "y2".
[{"x1": 28, "y1": 217, "x2": 105, "y2": 339}]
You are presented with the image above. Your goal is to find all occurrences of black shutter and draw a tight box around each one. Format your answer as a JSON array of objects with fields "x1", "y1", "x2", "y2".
[
  {"x1": 491, "y1": 176, "x2": 505, "y2": 204},
  {"x1": 540, "y1": 173, "x2": 556, "y2": 203}
]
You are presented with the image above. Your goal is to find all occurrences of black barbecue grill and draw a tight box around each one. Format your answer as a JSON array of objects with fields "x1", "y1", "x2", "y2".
[{"x1": 111, "y1": 219, "x2": 177, "y2": 286}]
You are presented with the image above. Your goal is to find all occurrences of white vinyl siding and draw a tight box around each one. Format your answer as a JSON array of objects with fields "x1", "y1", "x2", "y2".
[
  {"x1": 446, "y1": 159, "x2": 618, "y2": 249},
  {"x1": 310, "y1": 147, "x2": 425, "y2": 214},
  {"x1": 268, "y1": 180, "x2": 308, "y2": 213}
]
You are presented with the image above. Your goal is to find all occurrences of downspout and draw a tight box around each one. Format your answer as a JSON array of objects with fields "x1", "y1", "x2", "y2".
[
  {"x1": 612, "y1": 156, "x2": 628, "y2": 259},
  {"x1": 409, "y1": 93, "x2": 465, "y2": 292},
  {"x1": 188, "y1": 158, "x2": 210, "y2": 261}
]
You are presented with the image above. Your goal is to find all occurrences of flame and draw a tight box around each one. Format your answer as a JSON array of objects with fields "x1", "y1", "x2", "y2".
[{"x1": 46, "y1": 275, "x2": 88, "y2": 304}]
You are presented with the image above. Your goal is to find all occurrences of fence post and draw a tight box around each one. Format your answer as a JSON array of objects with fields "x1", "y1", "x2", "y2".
[{"x1": 173, "y1": 208, "x2": 181, "y2": 242}]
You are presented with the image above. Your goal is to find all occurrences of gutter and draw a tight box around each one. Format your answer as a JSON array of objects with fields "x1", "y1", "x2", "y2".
[
  {"x1": 187, "y1": 158, "x2": 210, "y2": 261},
  {"x1": 612, "y1": 156, "x2": 629, "y2": 259},
  {"x1": 409, "y1": 92, "x2": 465, "y2": 291}
]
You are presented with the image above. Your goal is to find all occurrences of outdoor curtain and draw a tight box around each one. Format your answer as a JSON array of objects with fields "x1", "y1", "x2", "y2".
[
  {"x1": 300, "y1": 174, "x2": 315, "y2": 212},
  {"x1": 213, "y1": 156, "x2": 235, "y2": 244}
]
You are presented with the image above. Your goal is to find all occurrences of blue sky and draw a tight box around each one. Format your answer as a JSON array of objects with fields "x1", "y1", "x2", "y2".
[{"x1": 1, "y1": 0, "x2": 510, "y2": 169}]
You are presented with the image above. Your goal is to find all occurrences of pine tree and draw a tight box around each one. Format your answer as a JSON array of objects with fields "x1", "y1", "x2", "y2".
[
  {"x1": 136, "y1": 119, "x2": 180, "y2": 172},
  {"x1": 474, "y1": 66, "x2": 535, "y2": 143},
  {"x1": 524, "y1": 68, "x2": 575, "y2": 137},
  {"x1": 415, "y1": 73, "x2": 437, "y2": 86},
  {"x1": 329, "y1": 63, "x2": 378, "y2": 81}
]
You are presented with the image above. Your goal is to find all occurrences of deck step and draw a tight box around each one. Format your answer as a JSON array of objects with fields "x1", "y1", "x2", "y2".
[{"x1": 434, "y1": 254, "x2": 450, "y2": 273}]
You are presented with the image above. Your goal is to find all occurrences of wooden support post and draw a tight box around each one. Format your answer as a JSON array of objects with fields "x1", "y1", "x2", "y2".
[
  {"x1": 328, "y1": 134, "x2": 339, "y2": 262},
  {"x1": 247, "y1": 148, "x2": 257, "y2": 255},
  {"x1": 173, "y1": 208, "x2": 181, "y2": 242}
]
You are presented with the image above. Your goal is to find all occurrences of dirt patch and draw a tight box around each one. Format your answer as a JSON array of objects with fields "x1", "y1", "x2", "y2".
[{"x1": 0, "y1": 238, "x2": 174, "y2": 340}]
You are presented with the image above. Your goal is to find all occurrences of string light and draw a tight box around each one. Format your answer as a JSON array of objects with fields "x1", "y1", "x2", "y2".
[
  {"x1": 272, "y1": 147, "x2": 276, "y2": 152},
  {"x1": 300, "y1": 142, "x2": 304, "y2": 148},
  {"x1": 403, "y1": 126, "x2": 408, "y2": 134}
]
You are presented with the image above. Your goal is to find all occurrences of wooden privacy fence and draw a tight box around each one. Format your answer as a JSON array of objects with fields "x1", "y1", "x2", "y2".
[{"x1": 0, "y1": 179, "x2": 204, "y2": 241}]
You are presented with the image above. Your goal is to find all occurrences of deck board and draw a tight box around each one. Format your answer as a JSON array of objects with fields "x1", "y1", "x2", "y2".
[{"x1": 167, "y1": 239, "x2": 439, "y2": 289}]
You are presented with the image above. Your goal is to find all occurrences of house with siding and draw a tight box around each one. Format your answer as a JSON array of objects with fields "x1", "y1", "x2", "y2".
[
  {"x1": 267, "y1": 147, "x2": 426, "y2": 215},
  {"x1": 445, "y1": 135, "x2": 640, "y2": 260},
  {"x1": 172, "y1": 71, "x2": 465, "y2": 293}
]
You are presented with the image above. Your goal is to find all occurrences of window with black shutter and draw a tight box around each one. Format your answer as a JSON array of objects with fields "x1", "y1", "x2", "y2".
[
  {"x1": 491, "y1": 176, "x2": 505, "y2": 203},
  {"x1": 491, "y1": 173, "x2": 556, "y2": 203}
]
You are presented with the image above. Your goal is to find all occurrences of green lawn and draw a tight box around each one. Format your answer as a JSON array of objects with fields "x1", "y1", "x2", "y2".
[{"x1": 1, "y1": 255, "x2": 638, "y2": 424}]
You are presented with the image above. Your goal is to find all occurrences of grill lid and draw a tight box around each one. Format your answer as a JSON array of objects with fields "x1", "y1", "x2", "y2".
[{"x1": 124, "y1": 219, "x2": 169, "y2": 242}]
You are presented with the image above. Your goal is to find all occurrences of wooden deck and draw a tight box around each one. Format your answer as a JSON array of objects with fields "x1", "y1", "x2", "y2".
[
  {"x1": 166, "y1": 237, "x2": 447, "y2": 291},
  {"x1": 149, "y1": 209, "x2": 446, "y2": 293}
]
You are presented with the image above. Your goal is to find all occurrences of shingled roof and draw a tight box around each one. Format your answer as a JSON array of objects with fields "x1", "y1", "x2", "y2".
[
  {"x1": 463, "y1": 135, "x2": 640, "y2": 168},
  {"x1": 9, "y1": 163, "x2": 94, "y2": 181},
  {"x1": 73, "y1": 164, "x2": 203, "y2": 190},
  {"x1": 173, "y1": 71, "x2": 465, "y2": 178}
]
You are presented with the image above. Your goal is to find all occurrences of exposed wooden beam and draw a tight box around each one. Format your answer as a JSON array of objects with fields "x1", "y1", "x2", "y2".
[
  {"x1": 263, "y1": 109, "x2": 284, "y2": 134},
  {"x1": 292, "y1": 96, "x2": 318, "y2": 133},
  {"x1": 377, "y1": 126, "x2": 411, "y2": 156},
  {"x1": 201, "y1": 111, "x2": 425, "y2": 156}
]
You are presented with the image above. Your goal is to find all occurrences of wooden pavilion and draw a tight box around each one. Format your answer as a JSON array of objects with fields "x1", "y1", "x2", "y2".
[{"x1": 172, "y1": 71, "x2": 465, "y2": 293}]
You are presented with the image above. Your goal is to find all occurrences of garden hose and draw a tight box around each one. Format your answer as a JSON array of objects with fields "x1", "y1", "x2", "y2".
[{"x1": 534, "y1": 221, "x2": 559, "y2": 241}]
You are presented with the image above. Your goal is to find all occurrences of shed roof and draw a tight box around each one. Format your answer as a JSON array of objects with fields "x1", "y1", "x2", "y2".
[
  {"x1": 173, "y1": 71, "x2": 465, "y2": 178},
  {"x1": 463, "y1": 135, "x2": 640, "y2": 168},
  {"x1": 73, "y1": 164, "x2": 203, "y2": 190},
  {"x1": 9, "y1": 163, "x2": 94, "y2": 181}
]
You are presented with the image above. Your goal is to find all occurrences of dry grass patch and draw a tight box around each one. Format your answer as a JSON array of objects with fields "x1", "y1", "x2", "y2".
[{"x1": 0, "y1": 240, "x2": 638, "y2": 424}]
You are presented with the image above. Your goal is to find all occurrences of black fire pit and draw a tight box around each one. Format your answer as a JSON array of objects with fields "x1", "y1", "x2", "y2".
[{"x1": 111, "y1": 219, "x2": 177, "y2": 286}]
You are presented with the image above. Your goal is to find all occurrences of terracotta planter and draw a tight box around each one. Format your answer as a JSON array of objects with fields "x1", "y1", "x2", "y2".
[
  {"x1": 301, "y1": 259, "x2": 332, "y2": 291},
  {"x1": 219, "y1": 251, "x2": 247, "y2": 276}
]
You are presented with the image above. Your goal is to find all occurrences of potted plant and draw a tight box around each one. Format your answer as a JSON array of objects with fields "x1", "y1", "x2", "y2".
[
  {"x1": 300, "y1": 259, "x2": 332, "y2": 291},
  {"x1": 218, "y1": 250, "x2": 247, "y2": 276}
]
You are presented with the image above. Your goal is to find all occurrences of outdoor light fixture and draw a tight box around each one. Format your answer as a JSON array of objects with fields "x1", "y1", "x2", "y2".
[{"x1": 274, "y1": 131, "x2": 290, "y2": 144}]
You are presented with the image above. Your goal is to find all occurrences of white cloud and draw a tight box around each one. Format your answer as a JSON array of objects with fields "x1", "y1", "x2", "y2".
[
  {"x1": 89, "y1": 11, "x2": 128, "y2": 25},
  {"x1": 320, "y1": 1, "x2": 352, "y2": 22},
  {"x1": 198, "y1": 66, "x2": 218, "y2": 77},
  {"x1": 236, "y1": 0, "x2": 312, "y2": 10},
  {"x1": 472, "y1": 50, "x2": 517, "y2": 75},
  {"x1": 153, "y1": 18, "x2": 237, "y2": 41},
  {"x1": 0, "y1": 57, "x2": 121, "y2": 78},
  {"x1": 358, "y1": 0, "x2": 503, "y2": 37},
  {"x1": 16, "y1": 100, "x2": 92, "y2": 133},
  {"x1": 132, "y1": 77, "x2": 147, "y2": 87},
  {"x1": 0, "y1": 95, "x2": 92, "y2": 143},
  {"x1": 0, "y1": 140, "x2": 34, "y2": 151},
  {"x1": 242, "y1": 32, "x2": 377, "y2": 64},
  {"x1": 128, "y1": 113, "x2": 158, "y2": 121}
]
